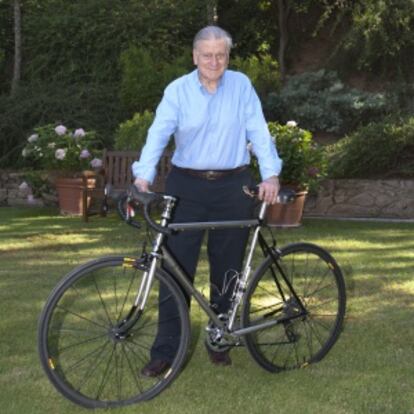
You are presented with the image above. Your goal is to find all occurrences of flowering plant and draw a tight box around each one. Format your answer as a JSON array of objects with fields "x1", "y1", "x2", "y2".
[
  {"x1": 267, "y1": 121, "x2": 327, "y2": 192},
  {"x1": 22, "y1": 124, "x2": 103, "y2": 174}
]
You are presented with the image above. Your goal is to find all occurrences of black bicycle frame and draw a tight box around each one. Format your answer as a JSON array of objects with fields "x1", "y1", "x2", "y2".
[{"x1": 158, "y1": 218, "x2": 307, "y2": 337}]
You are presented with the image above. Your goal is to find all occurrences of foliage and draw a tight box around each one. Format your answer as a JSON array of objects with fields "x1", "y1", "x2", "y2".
[
  {"x1": 120, "y1": 46, "x2": 191, "y2": 114},
  {"x1": 266, "y1": 70, "x2": 388, "y2": 134},
  {"x1": 17, "y1": 0, "x2": 204, "y2": 85},
  {"x1": 217, "y1": 0, "x2": 277, "y2": 57},
  {"x1": 21, "y1": 124, "x2": 103, "y2": 173},
  {"x1": 21, "y1": 170, "x2": 51, "y2": 198},
  {"x1": 114, "y1": 111, "x2": 155, "y2": 151},
  {"x1": 331, "y1": 0, "x2": 414, "y2": 79},
  {"x1": 231, "y1": 53, "x2": 280, "y2": 100},
  {"x1": 0, "y1": 82, "x2": 122, "y2": 168},
  {"x1": 327, "y1": 116, "x2": 414, "y2": 179},
  {"x1": 263, "y1": 121, "x2": 326, "y2": 192}
]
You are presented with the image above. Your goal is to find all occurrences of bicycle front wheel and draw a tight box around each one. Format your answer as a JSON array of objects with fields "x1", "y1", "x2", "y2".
[
  {"x1": 38, "y1": 256, "x2": 190, "y2": 408},
  {"x1": 242, "y1": 243, "x2": 346, "y2": 372}
]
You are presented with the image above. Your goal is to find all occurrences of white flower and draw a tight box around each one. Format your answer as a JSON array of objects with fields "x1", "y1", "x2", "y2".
[
  {"x1": 80, "y1": 149, "x2": 91, "y2": 159},
  {"x1": 90, "y1": 158, "x2": 103, "y2": 169},
  {"x1": 246, "y1": 142, "x2": 255, "y2": 155},
  {"x1": 27, "y1": 134, "x2": 39, "y2": 143},
  {"x1": 47, "y1": 142, "x2": 56, "y2": 149},
  {"x1": 55, "y1": 125, "x2": 67, "y2": 136},
  {"x1": 74, "y1": 128, "x2": 86, "y2": 138},
  {"x1": 22, "y1": 148, "x2": 29, "y2": 157},
  {"x1": 286, "y1": 120, "x2": 298, "y2": 127},
  {"x1": 55, "y1": 148, "x2": 67, "y2": 160},
  {"x1": 19, "y1": 181, "x2": 30, "y2": 191}
]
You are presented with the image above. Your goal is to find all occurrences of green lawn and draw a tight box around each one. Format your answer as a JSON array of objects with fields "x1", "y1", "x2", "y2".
[{"x1": 1, "y1": 207, "x2": 413, "y2": 414}]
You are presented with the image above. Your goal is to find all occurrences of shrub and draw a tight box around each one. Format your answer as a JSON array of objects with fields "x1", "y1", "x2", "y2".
[
  {"x1": 251, "y1": 121, "x2": 327, "y2": 192},
  {"x1": 114, "y1": 111, "x2": 155, "y2": 151},
  {"x1": 0, "y1": 82, "x2": 122, "y2": 168},
  {"x1": 231, "y1": 53, "x2": 280, "y2": 99},
  {"x1": 120, "y1": 46, "x2": 191, "y2": 114},
  {"x1": 21, "y1": 124, "x2": 103, "y2": 173},
  {"x1": 327, "y1": 116, "x2": 414, "y2": 178},
  {"x1": 265, "y1": 70, "x2": 388, "y2": 135}
]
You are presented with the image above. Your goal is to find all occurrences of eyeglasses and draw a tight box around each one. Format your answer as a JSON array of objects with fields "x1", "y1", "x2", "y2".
[{"x1": 198, "y1": 53, "x2": 228, "y2": 62}]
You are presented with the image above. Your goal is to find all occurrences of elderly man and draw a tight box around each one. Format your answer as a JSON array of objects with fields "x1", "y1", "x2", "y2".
[{"x1": 132, "y1": 25, "x2": 282, "y2": 376}]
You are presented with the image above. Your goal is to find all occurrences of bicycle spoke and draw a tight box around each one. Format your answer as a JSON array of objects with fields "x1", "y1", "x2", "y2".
[
  {"x1": 58, "y1": 333, "x2": 108, "y2": 353},
  {"x1": 39, "y1": 257, "x2": 190, "y2": 407},
  {"x1": 56, "y1": 305, "x2": 108, "y2": 331},
  {"x1": 243, "y1": 243, "x2": 346, "y2": 372}
]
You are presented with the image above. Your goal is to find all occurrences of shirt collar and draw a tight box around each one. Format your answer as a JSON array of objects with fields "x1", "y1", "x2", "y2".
[{"x1": 192, "y1": 69, "x2": 227, "y2": 92}]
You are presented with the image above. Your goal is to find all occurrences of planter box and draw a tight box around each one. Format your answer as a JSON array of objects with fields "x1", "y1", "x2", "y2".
[
  {"x1": 266, "y1": 191, "x2": 307, "y2": 227},
  {"x1": 55, "y1": 177, "x2": 96, "y2": 215}
]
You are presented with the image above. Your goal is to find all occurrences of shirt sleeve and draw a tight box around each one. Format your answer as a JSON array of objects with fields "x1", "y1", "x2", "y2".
[
  {"x1": 244, "y1": 80, "x2": 283, "y2": 180},
  {"x1": 131, "y1": 85, "x2": 178, "y2": 183}
]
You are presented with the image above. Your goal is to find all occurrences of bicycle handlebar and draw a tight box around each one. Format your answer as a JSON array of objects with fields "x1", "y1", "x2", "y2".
[
  {"x1": 243, "y1": 186, "x2": 297, "y2": 204},
  {"x1": 127, "y1": 185, "x2": 172, "y2": 235},
  {"x1": 123, "y1": 185, "x2": 297, "y2": 234}
]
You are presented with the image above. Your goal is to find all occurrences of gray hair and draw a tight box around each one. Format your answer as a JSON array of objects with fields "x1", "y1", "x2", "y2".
[{"x1": 193, "y1": 26, "x2": 233, "y2": 52}]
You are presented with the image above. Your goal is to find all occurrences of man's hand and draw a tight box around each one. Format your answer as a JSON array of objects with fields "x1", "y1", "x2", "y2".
[
  {"x1": 134, "y1": 177, "x2": 150, "y2": 192},
  {"x1": 258, "y1": 176, "x2": 280, "y2": 204}
]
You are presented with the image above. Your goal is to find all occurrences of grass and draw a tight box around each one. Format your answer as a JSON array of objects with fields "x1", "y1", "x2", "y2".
[{"x1": 1, "y1": 206, "x2": 414, "y2": 414}]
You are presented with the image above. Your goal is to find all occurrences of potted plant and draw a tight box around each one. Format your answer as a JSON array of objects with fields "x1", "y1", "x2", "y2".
[
  {"x1": 21, "y1": 124, "x2": 103, "y2": 215},
  {"x1": 260, "y1": 121, "x2": 326, "y2": 226}
]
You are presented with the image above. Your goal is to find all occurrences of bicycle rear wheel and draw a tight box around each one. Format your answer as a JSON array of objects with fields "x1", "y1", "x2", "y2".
[
  {"x1": 38, "y1": 256, "x2": 190, "y2": 408},
  {"x1": 242, "y1": 243, "x2": 346, "y2": 372}
]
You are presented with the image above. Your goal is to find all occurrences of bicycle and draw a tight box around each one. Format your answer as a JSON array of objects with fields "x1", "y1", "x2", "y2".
[{"x1": 38, "y1": 186, "x2": 346, "y2": 409}]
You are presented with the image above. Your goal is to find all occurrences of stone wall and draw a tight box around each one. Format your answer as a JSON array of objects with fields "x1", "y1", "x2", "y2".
[
  {"x1": 304, "y1": 179, "x2": 414, "y2": 219},
  {"x1": 0, "y1": 170, "x2": 57, "y2": 207},
  {"x1": 1, "y1": 171, "x2": 413, "y2": 219}
]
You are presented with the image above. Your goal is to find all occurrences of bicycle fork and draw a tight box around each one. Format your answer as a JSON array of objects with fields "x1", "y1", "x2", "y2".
[{"x1": 114, "y1": 198, "x2": 175, "y2": 336}]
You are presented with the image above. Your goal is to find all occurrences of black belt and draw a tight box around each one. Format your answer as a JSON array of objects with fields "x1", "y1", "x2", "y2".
[{"x1": 173, "y1": 165, "x2": 248, "y2": 180}]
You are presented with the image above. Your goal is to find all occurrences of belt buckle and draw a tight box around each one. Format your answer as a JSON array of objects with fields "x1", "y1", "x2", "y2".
[{"x1": 206, "y1": 171, "x2": 216, "y2": 180}]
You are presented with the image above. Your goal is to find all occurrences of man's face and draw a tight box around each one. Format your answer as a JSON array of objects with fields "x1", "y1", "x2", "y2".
[{"x1": 193, "y1": 38, "x2": 229, "y2": 85}]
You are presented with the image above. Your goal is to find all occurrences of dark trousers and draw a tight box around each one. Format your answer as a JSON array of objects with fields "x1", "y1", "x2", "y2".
[{"x1": 151, "y1": 167, "x2": 255, "y2": 362}]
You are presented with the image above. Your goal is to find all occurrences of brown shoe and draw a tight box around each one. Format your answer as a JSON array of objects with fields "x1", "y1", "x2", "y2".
[
  {"x1": 141, "y1": 359, "x2": 171, "y2": 378},
  {"x1": 206, "y1": 347, "x2": 232, "y2": 366}
]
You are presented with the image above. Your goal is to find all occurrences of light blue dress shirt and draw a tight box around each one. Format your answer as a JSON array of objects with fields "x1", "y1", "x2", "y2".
[{"x1": 132, "y1": 69, "x2": 282, "y2": 183}]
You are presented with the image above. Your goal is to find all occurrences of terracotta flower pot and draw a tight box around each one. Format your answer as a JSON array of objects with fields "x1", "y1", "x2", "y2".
[
  {"x1": 55, "y1": 176, "x2": 96, "y2": 215},
  {"x1": 265, "y1": 190, "x2": 308, "y2": 227}
]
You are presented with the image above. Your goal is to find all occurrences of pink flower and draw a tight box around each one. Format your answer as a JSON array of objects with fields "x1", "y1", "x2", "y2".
[
  {"x1": 55, "y1": 148, "x2": 67, "y2": 160},
  {"x1": 90, "y1": 158, "x2": 103, "y2": 169},
  {"x1": 54, "y1": 125, "x2": 67, "y2": 136},
  {"x1": 74, "y1": 128, "x2": 86, "y2": 138},
  {"x1": 80, "y1": 149, "x2": 91, "y2": 159}
]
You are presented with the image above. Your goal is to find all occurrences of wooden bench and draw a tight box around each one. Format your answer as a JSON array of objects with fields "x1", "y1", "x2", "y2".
[{"x1": 82, "y1": 149, "x2": 172, "y2": 221}]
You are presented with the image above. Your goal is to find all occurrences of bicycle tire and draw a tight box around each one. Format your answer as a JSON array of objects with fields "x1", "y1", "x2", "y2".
[
  {"x1": 38, "y1": 256, "x2": 190, "y2": 408},
  {"x1": 241, "y1": 242, "x2": 346, "y2": 372}
]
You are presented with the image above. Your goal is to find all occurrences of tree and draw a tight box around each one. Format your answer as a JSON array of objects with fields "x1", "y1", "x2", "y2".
[
  {"x1": 10, "y1": 0, "x2": 21, "y2": 96},
  {"x1": 206, "y1": 0, "x2": 218, "y2": 25},
  {"x1": 275, "y1": 0, "x2": 291, "y2": 81}
]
